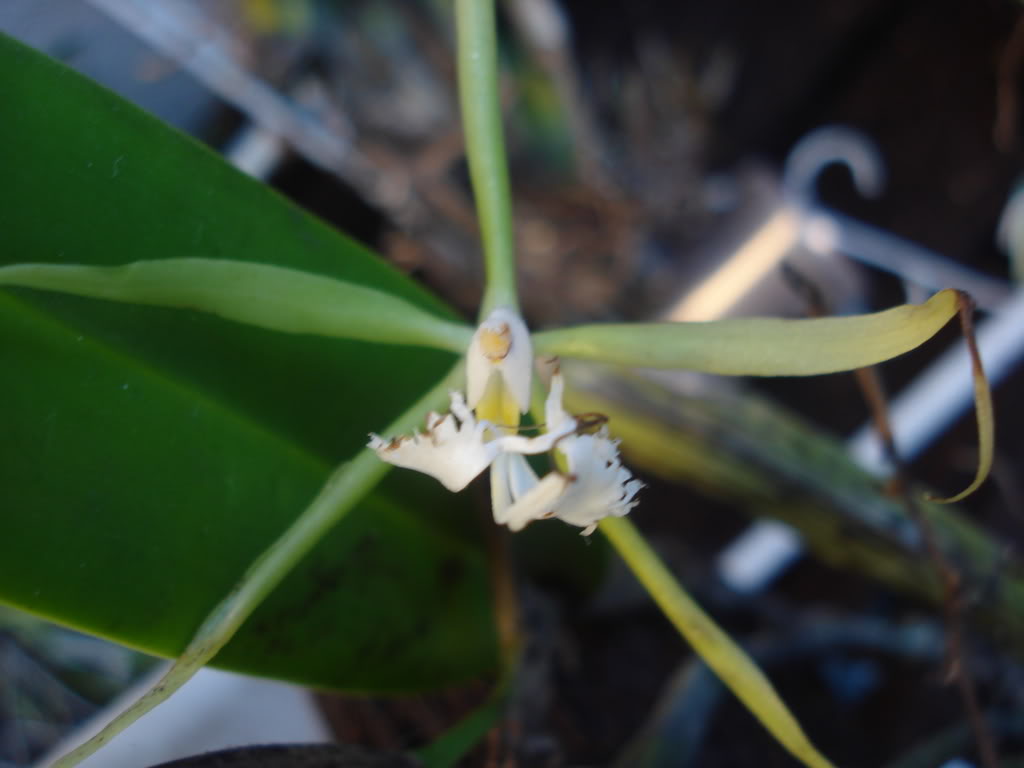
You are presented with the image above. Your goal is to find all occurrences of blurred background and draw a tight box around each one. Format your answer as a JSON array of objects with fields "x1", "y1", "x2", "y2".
[{"x1": 2, "y1": 1, "x2": 1023, "y2": 766}]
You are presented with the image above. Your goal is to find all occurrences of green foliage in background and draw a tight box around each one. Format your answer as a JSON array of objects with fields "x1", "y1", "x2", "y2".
[{"x1": 0, "y1": 31, "x2": 497, "y2": 691}]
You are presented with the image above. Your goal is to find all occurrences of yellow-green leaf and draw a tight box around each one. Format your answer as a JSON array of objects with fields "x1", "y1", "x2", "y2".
[
  {"x1": 533, "y1": 290, "x2": 958, "y2": 376},
  {"x1": 537, "y1": 288, "x2": 993, "y2": 507},
  {"x1": 600, "y1": 517, "x2": 836, "y2": 768},
  {"x1": 928, "y1": 296, "x2": 994, "y2": 503},
  {"x1": 0, "y1": 259, "x2": 473, "y2": 353}
]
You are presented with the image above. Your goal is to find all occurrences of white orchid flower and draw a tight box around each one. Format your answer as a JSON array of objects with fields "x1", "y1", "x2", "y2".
[
  {"x1": 493, "y1": 372, "x2": 643, "y2": 535},
  {"x1": 369, "y1": 307, "x2": 642, "y2": 534}
]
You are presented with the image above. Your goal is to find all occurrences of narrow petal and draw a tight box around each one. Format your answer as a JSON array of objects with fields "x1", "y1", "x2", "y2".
[
  {"x1": 493, "y1": 414, "x2": 576, "y2": 455},
  {"x1": 502, "y1": 470, "x2": 569, "y2": 531},
  {"x1": 506, "y1": 452, "x2": 542, "y2": 498},
  {"x1": 544, "y1": 370, "x2": 572, "y2": 430},
  {"x1": 533, "y1": 291, "x2": 960, "y2": 375},
  {"x1": 490, "y1": 452, "x2": 515, "y2": 525},
  {"x1": 491, "y1": 452, "x2": 541, "y2": 525}
]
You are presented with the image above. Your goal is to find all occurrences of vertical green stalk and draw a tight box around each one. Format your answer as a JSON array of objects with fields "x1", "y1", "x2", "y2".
[
  {"x1": 455, "y1": 0, "x2": 519, "y2": 316},
  {"x1": 53, "y1": 362, "x2": 464, "y2": 768},
  {"x1": 599, "y1": 517, "x2": 837, "y2": 768},
  {"x1": 461, "y1": 5, "x2": 837, "y2": 765}
]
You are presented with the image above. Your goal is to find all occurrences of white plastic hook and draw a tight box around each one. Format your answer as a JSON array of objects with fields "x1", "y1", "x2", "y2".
[
  {"x1": 782, "y1": 125, "x2": 1010, "y2": 310},
  {"x1": 782, "y1": 125, "x2": 886, "y2": 210}
]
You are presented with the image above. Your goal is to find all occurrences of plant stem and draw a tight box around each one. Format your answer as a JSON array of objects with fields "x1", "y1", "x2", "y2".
[
  {"x1": 52, "y1": 362, "x2": 464, "y2": 768},
  {"x1": 599, "y1": 516, "x2": 838, "y2": 768},
  {"x1": 455, "y1": 0, "x2": 519, "y2": 317}
]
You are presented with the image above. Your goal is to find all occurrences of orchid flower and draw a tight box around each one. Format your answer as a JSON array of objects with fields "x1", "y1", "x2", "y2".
[
  {"x1": 369, "y1": 307, "x2": 643, "y2": 535},
  {"x1": 0, "y1": 4, "x2": 1000, "y2": 768}
]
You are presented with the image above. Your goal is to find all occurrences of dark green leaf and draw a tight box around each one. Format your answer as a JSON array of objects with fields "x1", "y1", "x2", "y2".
[{"x1": 0, "y1": 32, "x2": 494, "y2": 690}]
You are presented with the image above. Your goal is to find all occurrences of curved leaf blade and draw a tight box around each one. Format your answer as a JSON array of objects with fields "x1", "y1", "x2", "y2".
[
  {"x1": 600, "y1": 518, "x2": 836, "y2": 768},
  {"x1": 534, "y1": 290, "x2": 958, "y2": 375},
  {"x1": 0, "y1": 259, "x2": 473, "y2": 352}
]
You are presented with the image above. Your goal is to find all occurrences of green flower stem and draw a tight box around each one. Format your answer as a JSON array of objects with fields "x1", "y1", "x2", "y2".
[
  {"x1": 598, "y1": 517, "x2": 837, "y2": 768},
  {"x1": 455, "y1": 0, "x2": 519, "y2": 317},
  {"x1": 53, "y1": 362, "x2": 464, "y2": 768},
  {"x1": 415, "y1": 663, "x2": 513, "y2": 768}
]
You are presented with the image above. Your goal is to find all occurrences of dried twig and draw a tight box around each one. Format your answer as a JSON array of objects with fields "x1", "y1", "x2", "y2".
[
  {"x1": 852, "y1": 302, "x2": 1000, "y2": 768},
  {"x1": 782, "y1": 266, "x2": 1001, "y2": 766}
]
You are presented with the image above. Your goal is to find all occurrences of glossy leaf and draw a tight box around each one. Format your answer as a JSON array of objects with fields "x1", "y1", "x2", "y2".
[
  {"x1": 52, "y1": 371, "x2": 467, "y2": 768},
  {"x1": 0, "y1": 32, "x2": 495, "y2": 689},
  {"x1": 0, "y1": 259, "x2": 473, "y2": 352}
]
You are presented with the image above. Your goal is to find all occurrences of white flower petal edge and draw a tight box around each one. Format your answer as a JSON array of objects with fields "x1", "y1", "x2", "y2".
[
  {"x1": 549, "y1": 372, "x2": 643, "y2": 533},
  {"x1": 550, "y1": 430, "x2": 643, "y2": 535},
  {"x1": 368, "y1": 391, "x2": 498, "y2": 492},
  {"x1": 368, "y1": 389, "x2": 577, "y2": 494},
  {"x1": 466, "y1": 307, "x2": 533, "y2": 414},
  {"x1": 489, "y1": 372, "x2": 644, "y2": 536}
]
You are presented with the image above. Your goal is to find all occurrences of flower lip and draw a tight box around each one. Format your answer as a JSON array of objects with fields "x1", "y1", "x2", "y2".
[
  {"x1": 487, "y1": 371, "x2": 643, "y2": 536},
  {"x1": 368, "y1": 391, "x2": 501, "y2": 492},
  {"x1": 369, "y1": 386, "x2": 578, "y2": 493}
]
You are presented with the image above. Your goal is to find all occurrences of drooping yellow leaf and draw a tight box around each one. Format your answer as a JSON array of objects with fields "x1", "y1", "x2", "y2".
[
  {"x1": 928, "y1": 295, "x2": 994, "y2": 503},
  {"x1": 600, "y1": 517, "x2": 837, "y2": 768},
  {"x1": 540, "y1": 288, "x2": 993, "y2": 506}
]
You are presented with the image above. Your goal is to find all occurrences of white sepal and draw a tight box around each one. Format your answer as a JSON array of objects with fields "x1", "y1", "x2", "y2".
[
  {"x1": 466, "y1": 307, "x2": 533, "y2": 414},
  {"x1": 368, "y1": 391, "x2": 499, "y2": 492}
]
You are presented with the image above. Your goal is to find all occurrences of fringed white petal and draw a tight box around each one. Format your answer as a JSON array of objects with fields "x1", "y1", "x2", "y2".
[
  {"x1": 370, "y1": 364, "x2": 641, "y2": 536},
  {"x1": 553, "y1": 429, "x2": 643, "y2": 534},
  {"x1": 368, "y1": 391, "x2": 500, "y2": 492},
  {"x1": 537, "y1": 371, "x2": 643, "y2": 535},
  {"x1": 466, "y1": 307, "x2": 533, "y2": 414}
]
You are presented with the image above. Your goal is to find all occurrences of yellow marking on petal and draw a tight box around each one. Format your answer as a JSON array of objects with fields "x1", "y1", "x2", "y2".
[
  {"x1": 475, "y1": 371, "x2": 521, "y2": 432},
  {"x1": 479, "y1": 323, "x2": 511, "y2": 361}
]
